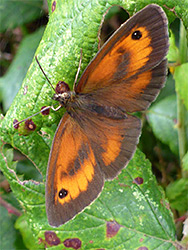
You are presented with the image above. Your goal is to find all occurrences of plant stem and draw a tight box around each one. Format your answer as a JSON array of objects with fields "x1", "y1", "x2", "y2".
[
  {"x1": 179, "y1": 21, "x2": 188, "y2": 64},
  {"x1": 177, "y1": 21, "x2": 188, "y2": 177},
  {"x1": 177, "y1": 94, "x2": 187, "y2": 166}
]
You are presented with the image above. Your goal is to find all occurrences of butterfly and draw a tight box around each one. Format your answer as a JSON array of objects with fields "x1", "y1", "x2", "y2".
[{"x1": 43, "y1": 4, "x2": 169, "y2": 227}]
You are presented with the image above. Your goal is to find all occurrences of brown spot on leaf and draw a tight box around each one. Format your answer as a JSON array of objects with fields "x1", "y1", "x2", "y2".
[
  {"x1": 25, "y1": 119, "x2": 36, "y2": 131},
  {"x1": 13, "y1": 119, "x2": 19, "y2": 129},
  {"x1": 41, "y1": 106, "x2": 50, "y2": 115},
  {"x1": 38, "y1": 237, "x2": 43, "y2": 244},
  {"x1": 52, "y1": 1, "x2": 56, "y2": 12},
  {"x1": 0, "y1": 180, "x2": 11, "y2": 193},
  {"x1": 106, "y1": 220, "x2": 121, "y2": 238},
  {"x1": 55, "y1": 81, "x2": 70, "y2": 94},
  {"x1": 45, "y1": 231, "x2": 60, "y2": 246},
  {"x1": 139, "y1": 238, "x2": 144, "y2": 242},
  {"x1": 137, "y1": 247, "x2": 148, "y2": 250},
  {"x1": 63, "y1": 238, "x2": 81, "y2": 249},
  {"x1": 133, "y1": 177, "x2": 143, "y2": 185},
  {"x1": 23, "y1": 85, "x2": 28, "y2": 95},
  {"x1": 118, "y1": 182, "x2": 130, "y2": 188},
  {"x1": 160, "y1": 199, "x2": 170, "y2": 209}
]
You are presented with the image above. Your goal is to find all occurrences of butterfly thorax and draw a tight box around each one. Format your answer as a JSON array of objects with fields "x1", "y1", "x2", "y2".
[{"x1": 52, "y1": 91, "x2": 76, "y2": 107}]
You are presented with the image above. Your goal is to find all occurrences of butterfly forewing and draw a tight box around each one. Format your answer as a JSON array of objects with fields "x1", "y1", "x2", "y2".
[
  {"x1": 76, "y1": 4, "x2": 168, "y2": 101},
  {"x1": 86, "y1": 59, "x2": 168, "y2": 113}
]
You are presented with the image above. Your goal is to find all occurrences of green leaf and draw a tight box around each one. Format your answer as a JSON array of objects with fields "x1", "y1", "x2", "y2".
[
  {"x1": 0, "y1": 176, "x2": 22, "y2": 212},
  {"x1": 0, "y1": 0, "x2": 44, "y2": 33},
  {"x1": 0, "y1": 206, "x2": 26, "y2": 250},
  {"x1": 167, "y1": 30, "x2": 179, "y2": 62},
  {"x1": 166, "y1": 178, "x2": 188, "y2": 213},
  {"x1": 0, "y1": 27, "x2": 45, "y2": 112},
  {"x1": 1, "y1": 147, "x2": 176, "y2": 249},
  {"x1": 0, "y1": 147, "x2": 45, "y2": 213},
  {"x1": 148, "y1": 95, "x2": 179, "y2": 155},
  {"x1": 15, "y1": 215, "x2": 43, "y2": 250},
  {"x1": 174, "y1": 63, "x2": 188, "y2": 110},
  {"x1": 16, "y1": 159, "x2": 43, "y2": 182},
  {"x1": 154, "y1": 71, "x2": 175, "y2": 103}
]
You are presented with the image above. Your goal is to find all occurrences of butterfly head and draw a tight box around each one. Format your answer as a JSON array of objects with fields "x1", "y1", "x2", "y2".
[
  {"x1": 52, "y1": 81, "x2": 75, "y2": 107},
  {"x1": 52, "y1": 91, "x2": 73, "y2": 106}
]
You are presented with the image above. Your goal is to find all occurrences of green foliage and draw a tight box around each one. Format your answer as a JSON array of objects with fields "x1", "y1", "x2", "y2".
[
  {"x1": 0, "y1": 0, "x2": 44, "y2": 32},
  {"x1": 148, "y1": 95, "x2": 180, "y2": 155},
  {"x1": 174, "y1": 63, "x2": 188, "y2": 110},
  {"x1": 182, "y1": 152, "x2": 188, "y2": 171},
  {"x1": 15, "y1": 216, "x2": 44, "y2": 250},
  {"x1": 0, "y1": 0, "x2": 188, "y2": 249},
  {"x1": 0, "y1": 206, "x2": 25, "y2": 250},
  {"x1": 166, "y1": 178, "x2": 188, "y2": 212},
  {"x1": 0, "y1": 28, "x2": 45, "y2": 112}
]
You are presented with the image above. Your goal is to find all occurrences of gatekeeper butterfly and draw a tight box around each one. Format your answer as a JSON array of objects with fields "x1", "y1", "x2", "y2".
[{"x1": 31, "y1": 4, "x2": 169, "y2": 227}]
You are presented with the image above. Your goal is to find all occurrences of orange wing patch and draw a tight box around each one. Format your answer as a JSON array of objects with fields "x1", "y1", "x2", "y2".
[
  {"x1": 55, "y1": 143, "x2": 95, "y2": 205},
  {"x1": 88, "y1": 26, "x2": 152, "y2": 84},
  {"x1": 128, "y1": 70, "x2": 152, "y2": 96},
  {"x1": 101, "y1": 129, "x2": 122, "y2": 166},
  {"x1": 77, "y1": 25, "x2": 152, "y2": 93},
  {"x1": 124, "y1": 26, "x2": 152, "y2": 79}
]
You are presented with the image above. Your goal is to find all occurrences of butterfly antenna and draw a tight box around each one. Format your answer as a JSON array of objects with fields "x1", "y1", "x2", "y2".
[
  {"x1": 35, "y1": 56, "x2": 56, "y2": 93},
  {"x1": 13, "y1": 105, "x2": 62, "y2": 128},
  {"x1": 13, "y1": 106, "x2": 51, "y2": 127},
  {"x1": 73, "y1": 49, "x2": 83, "y2": 90},
  {"x1": 13, "y1": 58, "x2": 64, "y2": 128}
]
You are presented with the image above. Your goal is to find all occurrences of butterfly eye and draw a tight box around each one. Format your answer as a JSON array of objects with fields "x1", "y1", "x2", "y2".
[
  {"x1": 55, "y1": 81, "x2": 70, "y2": 94},
  {"x1": 132, "y1": 30, "x2": 142, "y2": 40},
  {"x1": 59, "y1": 188, "x2": 68, "y2": 198}
]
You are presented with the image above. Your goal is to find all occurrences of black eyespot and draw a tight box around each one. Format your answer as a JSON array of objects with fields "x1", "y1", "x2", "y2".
[
  {"x1": 59, "y1": 188, "x2": 68, "y2": 199},
  {"x1": 132, "y1": 30, "x2": 142, "y2": 40}
]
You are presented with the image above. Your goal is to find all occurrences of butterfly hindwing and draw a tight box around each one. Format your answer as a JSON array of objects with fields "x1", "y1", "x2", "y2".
[
  {"x1": 71, "y1": 108, "x2": 141, "y2": 180},
  {"x1": 46, "y1": 107, "x2": 141, "y2": 226},
  {"x1": 46, "y1": 113, "x2": 104, "y2": 226}
]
